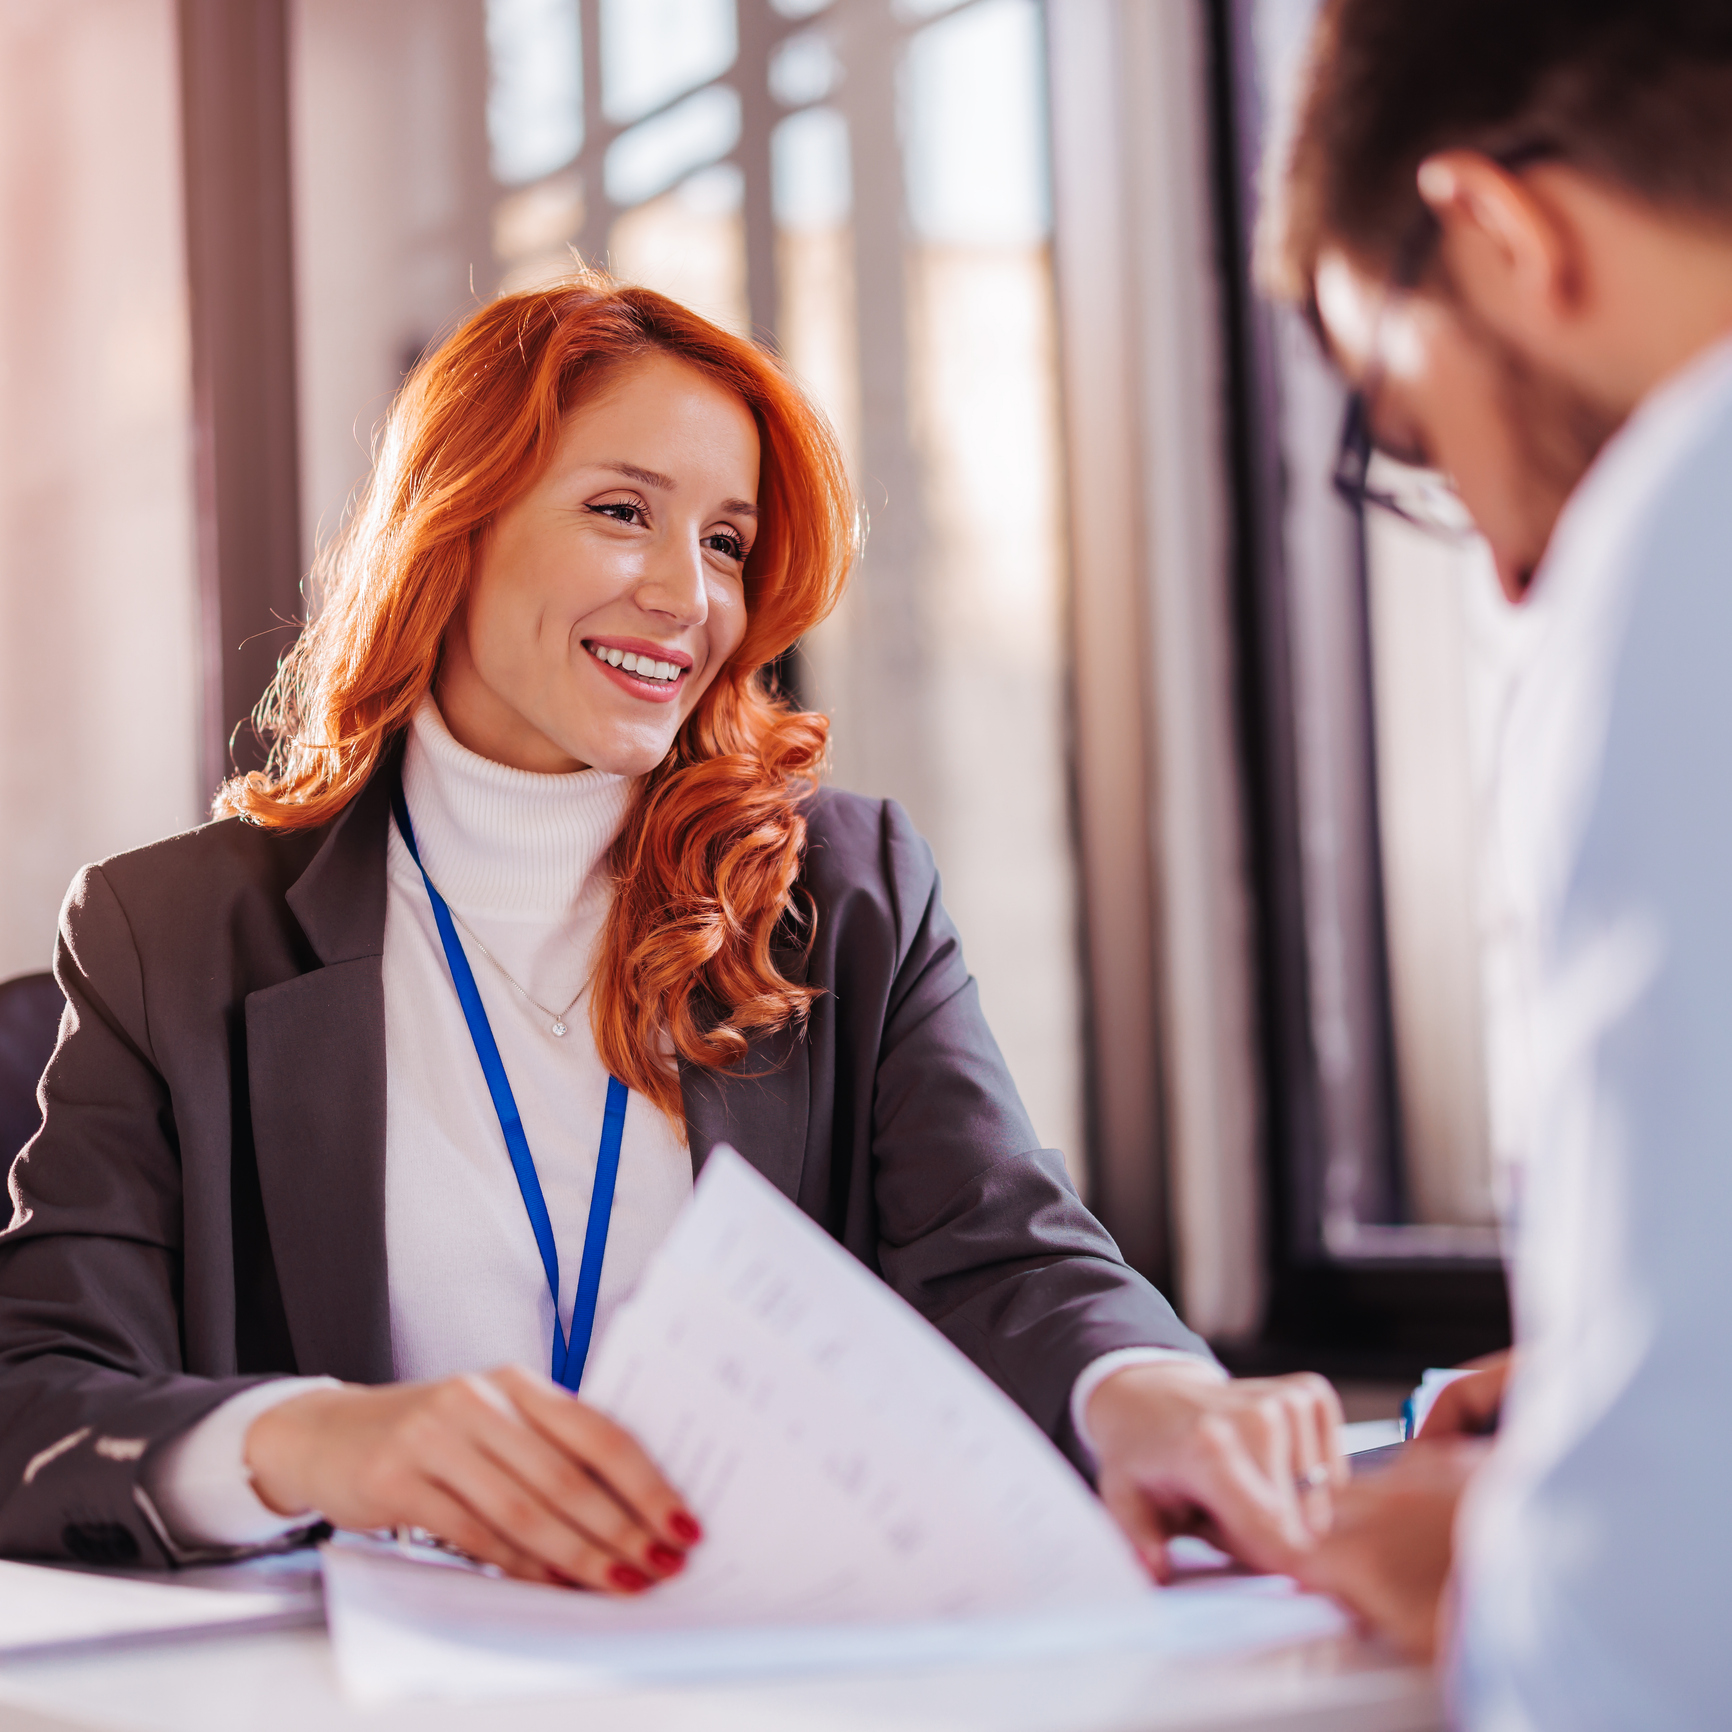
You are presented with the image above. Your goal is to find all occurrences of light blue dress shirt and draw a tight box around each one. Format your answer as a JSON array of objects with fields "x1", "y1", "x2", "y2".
[{"x1": 1452, "y1": 332, "x2": 1732, "y2": 1730}]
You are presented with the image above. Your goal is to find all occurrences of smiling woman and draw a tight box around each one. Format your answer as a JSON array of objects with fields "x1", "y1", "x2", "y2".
[
  {"x1": 229, "y1": 281, "x2": 849, "y2": 1115},
  {"x1": 0, "y1": 271, "x2": 1344, "y2": 1597},
  {"x1": 441, "y1": 360, "x2": 761, "y2": 764}
]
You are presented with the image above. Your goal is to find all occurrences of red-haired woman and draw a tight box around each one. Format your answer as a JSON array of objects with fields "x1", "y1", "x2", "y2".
[{"x1": 0, "y1": 277, "x2": 1340, "y2": 1592}]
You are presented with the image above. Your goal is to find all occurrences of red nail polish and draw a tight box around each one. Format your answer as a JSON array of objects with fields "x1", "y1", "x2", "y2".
[
  {"x1": 648, "y1": 1542, "x2": 686, "y2": 1574},
  {"x1": 608, "y1": 1562, "x2": 650, "y2": 1593},
  {"x1": 669, "y1": 1511, "x2": 702, "y2": 1545}
]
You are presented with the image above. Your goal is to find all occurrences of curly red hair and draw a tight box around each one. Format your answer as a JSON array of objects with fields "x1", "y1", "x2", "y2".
[{"x1": 221, "y1": 272, "x2": 857, "y2": 1119}]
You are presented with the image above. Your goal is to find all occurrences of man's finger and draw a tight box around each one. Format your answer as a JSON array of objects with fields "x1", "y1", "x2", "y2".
[
  {"x1": 1291, "y1": 1473, "x2": 1456, "y2": 1662},
  {"x1": 1417, "y1": 1367, "x2": 1504, "y2": 1438}
]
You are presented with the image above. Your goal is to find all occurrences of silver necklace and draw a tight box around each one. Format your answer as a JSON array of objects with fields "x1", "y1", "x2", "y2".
[{"x1": 445, "y1": 908, "x2": 586, "y2": 1037}]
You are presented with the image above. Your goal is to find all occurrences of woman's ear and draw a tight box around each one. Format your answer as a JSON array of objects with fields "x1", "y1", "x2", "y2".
[{"x1": 1418, "y1": 150, "x2": 1581, "y2": 340}]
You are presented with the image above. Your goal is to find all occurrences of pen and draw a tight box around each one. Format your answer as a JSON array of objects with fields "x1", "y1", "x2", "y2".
[{"x1": 1401, "y1": 1367, "x2": 1477, "y2": 1440}]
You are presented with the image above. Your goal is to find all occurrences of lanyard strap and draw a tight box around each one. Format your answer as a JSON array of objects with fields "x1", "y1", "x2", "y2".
[{"x1": 390, "y1": 779, "x2": 627, "y2": 1392}]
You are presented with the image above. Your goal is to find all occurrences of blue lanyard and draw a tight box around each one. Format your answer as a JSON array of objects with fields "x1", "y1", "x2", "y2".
[{"x1": 390, "y1": 780, "x2": 628, "y2": 1393}]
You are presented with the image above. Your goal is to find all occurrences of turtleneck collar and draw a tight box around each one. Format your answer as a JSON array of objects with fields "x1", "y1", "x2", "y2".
[{"x1": 395, "y1": 694, "x2": 633, "y2": 917}]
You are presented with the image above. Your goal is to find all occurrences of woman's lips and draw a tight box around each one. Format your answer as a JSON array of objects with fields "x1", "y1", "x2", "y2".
[
  {"x1": 591, "y1": 657, "x2": 685, "y2": 703},
  {"x1": 584, "y1": 639, "x2": 689, "y2": 705}
]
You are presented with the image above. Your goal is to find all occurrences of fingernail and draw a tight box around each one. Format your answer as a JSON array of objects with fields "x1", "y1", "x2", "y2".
[
  {"x1": 669, "y1": 1511, "x2": 703, "y2": 1545},
  {"x1": 608, "y1": 1562, "x2": 651, "y2": 1593},
  {"x1": 648, "y1": 1542, "x2": 686, "y2": 1575}
]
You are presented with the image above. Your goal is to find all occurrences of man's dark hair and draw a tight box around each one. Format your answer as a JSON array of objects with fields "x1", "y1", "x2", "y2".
[{"x1": 1263, "y1": 0, "x2": 1732, "y2": 301}]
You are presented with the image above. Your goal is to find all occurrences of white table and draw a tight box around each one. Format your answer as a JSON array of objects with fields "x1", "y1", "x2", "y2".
[{"x1": 0, "y1": 1615, "x2": 1441, "y2": 1732}]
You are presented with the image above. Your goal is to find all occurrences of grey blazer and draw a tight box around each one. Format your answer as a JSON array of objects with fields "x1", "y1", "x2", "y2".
[{"x1": 0, "y1": 752, "x2": 1206, "y2": 1567}]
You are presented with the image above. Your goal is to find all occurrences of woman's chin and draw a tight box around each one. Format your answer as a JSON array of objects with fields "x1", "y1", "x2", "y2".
[{"x1": 573, "y1": 727, "x2": 682, "y2": 780}]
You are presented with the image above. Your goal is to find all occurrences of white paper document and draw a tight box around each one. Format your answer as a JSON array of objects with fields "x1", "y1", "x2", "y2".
[
  {"x1": 0, "y1": 1556, "x2": 315, "y2": 1656},
  {"x1": 322, "y1": 1149, "x2": 1349, "y2": 1701},
  {"x1": 322, "y1": 1541, "x2": 1348, "y2": 1703},
  {"x1": 1342, "y1": 1418, "x2": 1406, "y2": 1454},
  {"x1": 576, "y1": 1145, "x2": 1147, "y2": 1625}
]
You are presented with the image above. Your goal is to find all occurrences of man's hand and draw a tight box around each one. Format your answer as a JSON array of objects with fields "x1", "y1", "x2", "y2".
[
  {"x1": 1086, "y1": 1361, "x2": 1346, "y2": 1579},
  {"x1": 245, "y1": 1365, "x2": 701, "y2": 1592},
  {"x1": 1294, "y1": 1437, "x2": 1488, "y2": 1660},
  {"x1": 1417, "y1": 1350, "x2": 1510, "y2": 1439}
]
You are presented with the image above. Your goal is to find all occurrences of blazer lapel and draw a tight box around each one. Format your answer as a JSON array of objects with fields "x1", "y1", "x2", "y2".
[
  {"x1": 247, "y1": 759, "x2": 397, "y2": 1383},
  {"x1": 680, "y1": 924, "x2": 812, "y2": 1202}
]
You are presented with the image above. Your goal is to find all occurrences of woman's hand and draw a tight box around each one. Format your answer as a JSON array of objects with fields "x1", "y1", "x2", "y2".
[
  {"x1": 244, "y1": 1365, "x2": 701, "y2": 1592},
  {"x1": 1086, "y1": 1361, "x2": 1347, "y2": 1579},
  {"x1": 1416, "y1": 1350, "x2": 1510, "y2": 1439}
]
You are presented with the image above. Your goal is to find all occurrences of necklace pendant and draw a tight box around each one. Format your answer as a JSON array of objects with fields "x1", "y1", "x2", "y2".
[{"x1": 551, "y1": 1019, "x2": 567, "y2": 1037}]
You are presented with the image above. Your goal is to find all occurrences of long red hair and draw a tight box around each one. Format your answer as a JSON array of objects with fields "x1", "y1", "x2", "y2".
[{"x1": 222, "y1": 273, "x2": 857, "y2": 1119}]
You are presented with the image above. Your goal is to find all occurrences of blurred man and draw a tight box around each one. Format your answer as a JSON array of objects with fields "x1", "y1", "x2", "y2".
[{"x1": 1259, "y1": 2, "x2": 1732, "y2": 1725}]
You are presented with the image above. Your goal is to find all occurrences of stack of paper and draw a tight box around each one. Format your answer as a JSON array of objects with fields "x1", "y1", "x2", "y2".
[
  {"x1": 0, "y1": 1555, "x2": 318, "y2": 1657},
  {"x1": 321, "y1": 1542, "x2": 1348, "y2": 1702},
  {"x1": 322, "y1": 1149, "x2": 1348, "y2": 1701}
]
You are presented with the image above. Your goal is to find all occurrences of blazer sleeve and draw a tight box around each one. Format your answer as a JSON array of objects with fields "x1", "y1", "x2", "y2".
[
  {"x1": 0, "y1": 866, "x2": 291, "y2": 1566},
  {"x1": 859, "y1": 801, "x2": 1215, "y2": 1469}
]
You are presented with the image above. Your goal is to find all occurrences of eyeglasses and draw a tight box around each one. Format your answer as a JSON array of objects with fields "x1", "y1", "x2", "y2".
[
  {"x1": 1327, "y1": 208, "x2": 1477, "y2": 539},
  {"x1": 1332, "y1": 388, "x2": 1477, "y2": 540},
  {"x1": 1329, "y1": 141, "x2": 1559, "y2": 542}
]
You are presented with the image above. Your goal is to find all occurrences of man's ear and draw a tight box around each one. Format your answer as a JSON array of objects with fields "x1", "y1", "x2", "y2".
[{"x1": 1416, "y1": 150, "x2": 1579, "y2": 338}]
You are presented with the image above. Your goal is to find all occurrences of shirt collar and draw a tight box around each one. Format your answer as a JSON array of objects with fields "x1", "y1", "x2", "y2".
[{"x1": 395, "y1": 694, "x2": 632, "y2": 916}]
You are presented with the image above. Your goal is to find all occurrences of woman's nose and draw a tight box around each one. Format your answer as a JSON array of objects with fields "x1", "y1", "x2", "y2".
[{"x1": 635, "y1": 532, "x2": 710, "y2": 623}]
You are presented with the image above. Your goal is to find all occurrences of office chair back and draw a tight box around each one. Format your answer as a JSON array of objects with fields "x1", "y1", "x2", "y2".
[{"x1": 0, "y1": 972, "x2": 64, "y2": 1162}]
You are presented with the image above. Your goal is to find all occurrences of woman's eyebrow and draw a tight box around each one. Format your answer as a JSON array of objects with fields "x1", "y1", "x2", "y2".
[
  {"x1": 598, "y1": 462, "x2": 758, "y2": 518},
  {"x1": 601, "y1": 461, "x2": 677, "y2": 491}
]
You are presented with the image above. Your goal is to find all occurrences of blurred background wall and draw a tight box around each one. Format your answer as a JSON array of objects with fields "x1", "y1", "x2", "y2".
[
  {"x1": 288, "y1": 0, "x2": 1085, "y2": 1184},
  {"x1": 0, "y1": 0, "x2": 1521, "y2": 1373},
  {"x1": 0, "y1": 0, "x2": 202, "y2": 981}
]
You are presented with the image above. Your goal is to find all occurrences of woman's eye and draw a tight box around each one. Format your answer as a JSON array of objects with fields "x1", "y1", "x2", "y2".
[
  {"x1": 587, "y1": 500, "x2": 644, "y2": 526},
  {"x1": 703, "y1": 531, "x2": 749, "y2": 564}
]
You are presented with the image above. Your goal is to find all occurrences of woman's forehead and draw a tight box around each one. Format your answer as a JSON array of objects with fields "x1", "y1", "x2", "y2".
[{"x1": 558, "y1": 354, "x2": 759, "y2": 481}]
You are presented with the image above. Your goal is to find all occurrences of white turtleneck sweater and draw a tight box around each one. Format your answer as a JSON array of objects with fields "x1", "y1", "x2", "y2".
[
  {"x1": 144, "y1": 698, "x2": 1200, "y2": 1548},
  {"x1": 381, "y1": 698, "x2": 693, "y2": 1381}
]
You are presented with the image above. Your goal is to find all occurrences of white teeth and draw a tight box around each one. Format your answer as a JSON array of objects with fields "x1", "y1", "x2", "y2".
[{"x1": 589, "y1": 643, "x2": 683, "y2": 681}]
